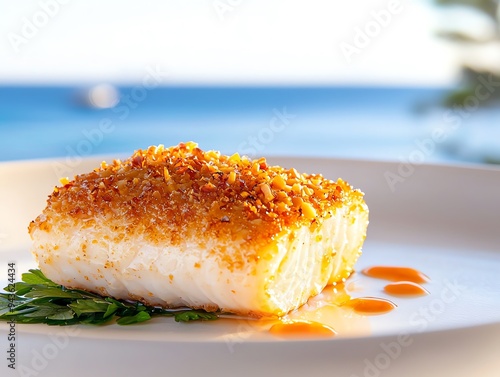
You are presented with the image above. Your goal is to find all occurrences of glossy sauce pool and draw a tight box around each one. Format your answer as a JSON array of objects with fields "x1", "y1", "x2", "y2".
[
  {"x1": 342, "y1": 297, "x2": 397, "y2": 315},
  {"x1": 384, "y1": 281, "x2": 429, "y2": 296},
  {"x1": 269, "y1": 321, "x2": 337, "y2": 338},
  {"x1": 362, "y1": 266, "x2": 429, "y2": 284},
  {"x1": 267, "y1": 265, "x2": 430, "y2": 338}
]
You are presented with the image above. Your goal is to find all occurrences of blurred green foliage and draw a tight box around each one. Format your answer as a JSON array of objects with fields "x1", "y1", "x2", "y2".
[
  {"x1": 435, "y1": 0, "x2": 500, "y2": 107},
  {"x1": 436, "y1": 0, "x2": 498, "y2": 20}
]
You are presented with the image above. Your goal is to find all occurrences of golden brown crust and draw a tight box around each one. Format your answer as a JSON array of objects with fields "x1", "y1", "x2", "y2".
[{"x1": 30, "y1": 142, "x2": 364, "y2": 270}]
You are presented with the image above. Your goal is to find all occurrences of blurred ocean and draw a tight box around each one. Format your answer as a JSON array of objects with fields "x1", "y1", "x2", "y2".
[{"x1": 0, "y1": 86, "x2": 497, "y2": 164}]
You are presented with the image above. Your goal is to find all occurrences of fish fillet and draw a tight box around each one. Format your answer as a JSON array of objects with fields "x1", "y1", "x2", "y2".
[{"x1": 29, "y1": 142, "x2": 369, "y2": 317}]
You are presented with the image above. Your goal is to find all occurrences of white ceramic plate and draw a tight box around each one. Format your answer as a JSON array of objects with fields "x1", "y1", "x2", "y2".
[{"x1": 1, "y1": 156, "x2": 500, "y2": 377}]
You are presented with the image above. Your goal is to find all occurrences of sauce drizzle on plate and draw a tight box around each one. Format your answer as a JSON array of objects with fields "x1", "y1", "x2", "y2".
[
  {"x1": 362, "y1": 266, "x2": 429, "y2": 284},
  {"x1": 269, "y1": 321, "x2": 337, "y2": 338},
  {"x1": 383, "y1": 281, "x2": 429, "y2": 296},
  {"x1": 268, "y1": 265, "x2": 430, "y2": 337},
  {"x1": 342, "y1": 297, "x2": 396, "y2": 315}
]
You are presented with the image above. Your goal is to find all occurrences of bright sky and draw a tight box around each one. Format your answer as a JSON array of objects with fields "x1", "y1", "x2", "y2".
[{"x1": 0, "y1": 0, "x2": 460, "y2": 86}]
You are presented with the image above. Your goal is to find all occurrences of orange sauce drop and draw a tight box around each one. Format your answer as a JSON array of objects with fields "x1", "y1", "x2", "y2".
[
  {"x1": 269, "y1": 321, "x2": 337, "y2": 338},
  {"x1": 343, "y1": 297, "x2": 396, "y2": 315},
  {"x1": 384, "y1": 281, "x2": 429, "y2": 296},
  {"x1": 362, "y1": 266, "x2": 429, "y2": 284}
]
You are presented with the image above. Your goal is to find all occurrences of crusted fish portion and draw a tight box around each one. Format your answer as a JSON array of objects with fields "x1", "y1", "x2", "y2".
[{"x1": 29, "y1": 142, "x2": 368, "y2": 317}]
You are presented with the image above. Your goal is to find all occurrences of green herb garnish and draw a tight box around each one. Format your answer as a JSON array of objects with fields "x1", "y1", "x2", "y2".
[{"x1": 0, "y1": 269, "x2": 218, "y2": 325}]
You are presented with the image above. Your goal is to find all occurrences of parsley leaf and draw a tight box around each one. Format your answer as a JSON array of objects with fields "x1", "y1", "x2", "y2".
[
  {"x1": 174, "y1": 310, "x2": 219, "y2": 322},
  {"x1": 21, "y1": 269, "x2": 58, "y2": 286},
  {"x1": 0, "y1": 269, "x2": 219, "y2": 326},
  {"x1": 116, "y1": 311, "x2": 151, "y2": 325}
]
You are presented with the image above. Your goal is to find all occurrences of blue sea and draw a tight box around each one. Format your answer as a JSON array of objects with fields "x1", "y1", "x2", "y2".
[{"x1": 0, "y1": 86, "x2": 494, "y2": 163}]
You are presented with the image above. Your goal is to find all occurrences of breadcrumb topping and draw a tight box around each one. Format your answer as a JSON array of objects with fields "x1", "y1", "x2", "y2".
[{"x1": 30, "y1": 142, "x2": 364, "y2": 268}]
